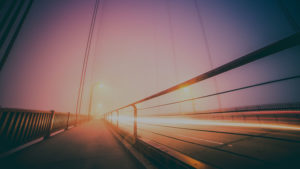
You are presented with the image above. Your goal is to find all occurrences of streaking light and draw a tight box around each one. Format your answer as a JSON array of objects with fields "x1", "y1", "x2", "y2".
[{"x1": 116, "y1": 116, "x2": 300, "y2": 131}]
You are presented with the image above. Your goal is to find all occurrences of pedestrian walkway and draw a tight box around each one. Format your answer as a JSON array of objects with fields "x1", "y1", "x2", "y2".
[{"x1": 0, "y1": 120, "x2": 144, "y2": 169}]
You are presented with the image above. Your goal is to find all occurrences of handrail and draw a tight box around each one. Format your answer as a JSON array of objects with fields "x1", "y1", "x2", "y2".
[
  {"x1": 138, "y1": 75, "x2": 300, "y2": 110},
  {"x1": 0, "y1": 108, "x2": 53, "y2": 113},
  {"x1": 0, "y1": 108, "x2": 89, "y2": 153},
  {"x1": 108, "y1": 32, "x2": 300, "y2": 113}
]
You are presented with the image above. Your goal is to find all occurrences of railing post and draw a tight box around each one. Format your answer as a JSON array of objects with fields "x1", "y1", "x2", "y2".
[
  {"x1": 46, "y1": 110, "x2": 55, "y2": 138},
  {"x1": 110, "y1": 112, "x2": 112, "y2": 123},
  {"x1": 116, "y1": 110, "x2": 119, "y2": 128},
  {"x1": 132, "y1": 105, "x2": 137, "y2": 143},
  {"x1": 66, "y1": 112, "x2": 70, "y2": 130}
]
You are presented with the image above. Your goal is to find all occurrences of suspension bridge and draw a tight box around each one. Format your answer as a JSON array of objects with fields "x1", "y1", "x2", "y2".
[{"x1": 1, "y1": 0, "x2": 300, "y2": 169}]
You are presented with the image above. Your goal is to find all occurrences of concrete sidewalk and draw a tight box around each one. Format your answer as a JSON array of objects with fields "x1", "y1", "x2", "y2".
[{"x1": 0, "y1": 120, "x2": 144, "y2": 169}]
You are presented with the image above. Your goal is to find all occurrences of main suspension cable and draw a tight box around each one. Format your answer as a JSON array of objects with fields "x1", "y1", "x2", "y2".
[{"x1": 76, "y1": 0, "x2": 100, "y2": 122}]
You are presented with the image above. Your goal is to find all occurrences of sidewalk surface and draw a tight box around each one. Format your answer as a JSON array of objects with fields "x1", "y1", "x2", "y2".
[{"x1": 0, "y1": 120, "x2": 144, "y2": 169}]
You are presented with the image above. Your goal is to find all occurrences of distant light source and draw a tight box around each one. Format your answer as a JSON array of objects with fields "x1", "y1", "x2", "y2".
[
  {"x1": 98, "y1": 83, "x2": 104, "y2": 88},
  {"x1": 183, "y1": 86, "x2": 190, "y2": 93}
]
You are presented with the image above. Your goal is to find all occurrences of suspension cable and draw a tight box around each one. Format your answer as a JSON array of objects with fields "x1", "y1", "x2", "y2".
[
  {"x1": 0, "y1": 0, "x2": 34, "y2": 71},
  {"x1": 166, "y1": 0, "x2": 182, "y2": 113},
  {"x1": 90, "y1": 0, "x2": 105, "y2": 83},
  {"x1": 194, "y1": 0, "x2": 222, "y2": 109},
  {"x1": 76, "y1": 0, "x2": 100, "y2": 122}
]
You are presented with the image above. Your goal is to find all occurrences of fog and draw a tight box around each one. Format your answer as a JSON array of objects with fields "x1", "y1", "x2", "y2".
[{"x1": 0, "y1": 0, "x2": 299, "y2": 116}]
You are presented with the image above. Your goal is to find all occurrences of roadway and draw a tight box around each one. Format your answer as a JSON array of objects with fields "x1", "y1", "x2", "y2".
[
  {"x1": 2, "y1": 116, "x2": 299, "y2": 169},
  {"x1": 118, "y1": 116, "x2": 300, "y2": 169},
  {"x1": 0, "y1": 120, "x2": 144, "y2": 169}
]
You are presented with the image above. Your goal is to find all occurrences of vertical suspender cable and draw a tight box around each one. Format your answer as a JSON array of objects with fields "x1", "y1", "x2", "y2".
[
  {"x1": 167, "y1": 0, "x2": 182, "y2": 113},
  {"x1": 78, "y1": 0, "x2": 100, "y2": 114},
  {"x1": 165, "y1": 0, "x2": 179, "y2": 84},
  {"x1": 150, "y1": 0, "x2": 159, "y2": 92},
  {"x1": 75, "y1": 0, "x2": 100, "y2": 123},
  {"x1": 90, "y1": 0, "x2": 105, "y2": 85},
  {"x1": 165, "y1": 0, "x2": 182, "y2": 113},
  {"x1": 76, "y1": 0, "x2": 100, "y2": 122},
  {"x1": 149, "y1": 0, "x2": 161, "y2": 114},
  {"x1": 194, "y1": 0, "x2": 222, "y2": 109},
  {"x1": 89, "y1": 0, "x2": 105, "y2": 114},
  {"x1": 0, "y1": 0, "x2": 34, "y2": 71}
]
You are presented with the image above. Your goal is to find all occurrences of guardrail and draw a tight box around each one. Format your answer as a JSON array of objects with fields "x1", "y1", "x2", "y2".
[
  {"x1": 105, "y1": 32, "x2": 300, "y2": 168},
  {"x1": 0, "y1": 108, "x2": 88, "y2": 153},
  {"x1": 105, "y1": 31, "x2": 300, "y2": 138}
]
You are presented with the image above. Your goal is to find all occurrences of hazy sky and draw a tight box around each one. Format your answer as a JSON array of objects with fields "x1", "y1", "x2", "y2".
[{"x1": 0, "y1": 0, "x2": 300, "y2": 115}]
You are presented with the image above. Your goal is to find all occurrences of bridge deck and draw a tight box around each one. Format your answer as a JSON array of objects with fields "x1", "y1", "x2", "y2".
[{"x1": 0, "y1": 120, "x2": 144, "y2": 169}]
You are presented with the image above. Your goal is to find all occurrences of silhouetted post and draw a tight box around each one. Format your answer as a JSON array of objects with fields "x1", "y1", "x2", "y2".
[
  {"x1": 110, "y1": 112, "x2": 112, "y2": 123},
  {"x1": 75, "y1": 112, "x2": 78, "y2": 126},
  {"x1": 88, "y1": 86, "x2": 94, "y2": 121},
  {"x1": 116, "y1": 110, "x2": 119, "y2": 129},
  {"x1": 132, "y1": 105, "x2": 137, "y2": 143},
  {"x1": 65, "y1": 112, "x2": 70, "y2": 130},
  {"x1": 45, "y1": 110, "x2": 55, "y2": 138}
]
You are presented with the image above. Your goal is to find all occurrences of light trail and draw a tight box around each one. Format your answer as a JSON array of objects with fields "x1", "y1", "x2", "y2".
[{"x1": 114, "y1": 116, "x2": 300, "y2": 131}]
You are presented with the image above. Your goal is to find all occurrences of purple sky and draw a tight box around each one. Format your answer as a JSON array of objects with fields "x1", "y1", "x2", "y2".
[{"x1": 0, "y1": 0, "x2": 300, "y2": 115}]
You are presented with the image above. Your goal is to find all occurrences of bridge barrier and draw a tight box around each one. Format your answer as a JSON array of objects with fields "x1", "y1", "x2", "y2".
[
  {"x1": 105, "y1": 32, "x2": 300, "y2": 168},
  {"x1": 0, "y1": 108, "x2": 88, "y2": 153}
]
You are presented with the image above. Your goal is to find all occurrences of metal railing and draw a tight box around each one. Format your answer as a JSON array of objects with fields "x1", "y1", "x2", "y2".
[
  {"x1": 0, "y1": 108, "x2": 88, "y2": 153},
  {"x1": 105, "y1": 32, "x2": 300, "y2": 143}
]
